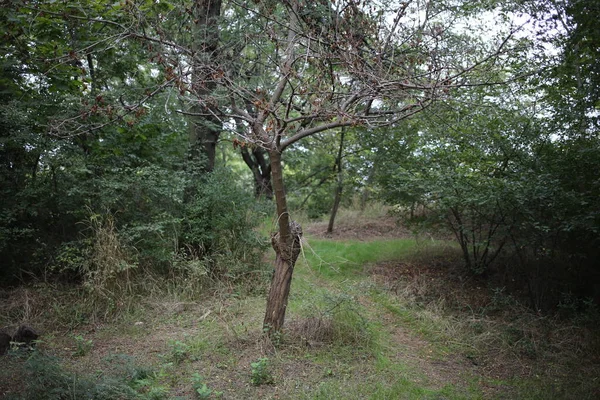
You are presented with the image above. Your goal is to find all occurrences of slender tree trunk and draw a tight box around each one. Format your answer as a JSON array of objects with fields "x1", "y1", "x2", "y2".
[
  {"x1": 262, "y1": 0, "x2": 302, "y2": 337},
  {"x1": 299, "y1": 175, "x2": 329, "y2": 209},
  {"x1": 263, "y1": 149, "x2": 302, "y2": 336},
  {"x1": 327, "y1": 127, "x2": 346, "y2": 234}
]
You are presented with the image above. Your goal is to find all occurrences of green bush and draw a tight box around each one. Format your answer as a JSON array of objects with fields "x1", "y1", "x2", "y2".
[
  {"x1": 250, "y1": 357, "x2": 274, "y2": 386},
  {"x1": 181, "y1": 167, "x2": 270, "y2": 284},
  {"x1": 18, "y1": 352, "x2": 140, "y2": 400}
]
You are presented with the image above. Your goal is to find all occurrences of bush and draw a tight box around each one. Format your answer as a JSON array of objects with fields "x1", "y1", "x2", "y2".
[
  {"x1": 250, "y1": 357, "x2": 274, "y2": 386},
  {"x1": 376, "y1": 96, "x2": 600, "y2": 310},
  {"x1": 17, "y1": 352, "x2": 141, "y2": 400},
  {"x1": 180, "y1": 167, "x2": 270, "y2": 284}
]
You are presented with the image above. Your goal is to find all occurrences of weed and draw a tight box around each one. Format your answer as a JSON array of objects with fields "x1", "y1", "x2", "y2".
[
  {"x1": 17, "y1": 351, "x2": 156, "y2": 400},
  {"x1": 167, "y1": 339, "x2": 190, "y2": 364},
  {"x1": 72, "y1": 334, "x2": 93, "y2": 357},
  {"x1": 192, "y1": 373, "x2": 223, "y2": 399},
  {"x1": 250, "y1": 357, "x2": 274, "y2": 386},
  {"x1": 131, "y1": 375, "x2": 169, "y2": 400},
  {"x1": 292, "y1": 292, "x2": 376, "y2": 350},
  {"x1": 263, "y1": 323, "x2": 283, "y2": 346},
  {"x1": 326, "y1": 293, "x2": 375, "y2": 348},
  {"x1": 3, "y1": 214, "x2": 599, "y2": 400},
  {"x1": 83, "y1": 211, "x2": 137, "y2": 298},
  {"x1": 558, "y1": 293, "x2": 600, "y2": 324}
]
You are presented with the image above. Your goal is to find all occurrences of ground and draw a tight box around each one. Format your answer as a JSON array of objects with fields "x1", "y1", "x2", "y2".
[
  {"x1": 1, "y1": 215, "x2": 599, "y2": 399},
  {"x1": 304, "y1": 215, "x2": 411, "y2": 240}
]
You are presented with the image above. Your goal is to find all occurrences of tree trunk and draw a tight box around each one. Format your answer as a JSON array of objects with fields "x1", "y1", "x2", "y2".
[
  {"x1": 189, "y1": 115, "x2": 220, "y2": 172},
  {"x1": 263, "y1": 149, "x2": 302, "y2": 336},
  {"x1": 327, "y1": 127, "x2": 346, "y2": 234},
  {"x1": 188, "y1": 0, "x2": 222, "y2": 173},
  {"x1": 241, "y1": 147, "x2": 273, "y2": 199}
]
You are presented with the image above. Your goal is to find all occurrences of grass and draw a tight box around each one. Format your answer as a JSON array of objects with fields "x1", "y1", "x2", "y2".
[
  {"x1": 301, "y1": 238, "x2": 418, "y2": 278},
  {"x1": 1, "y1": 214, "x2": 599, "y2": 399}
]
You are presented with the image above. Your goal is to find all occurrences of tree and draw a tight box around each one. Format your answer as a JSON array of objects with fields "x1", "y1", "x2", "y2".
[
  {"x1": 533, "y1": 0, "x2": 600, "y2": 134},
  {"x1": 240, "y1": 145, "x2": 273, "y2": 199},
  {"x1": 373, "y1": 0, "x2": 600, "y2": 305},
  {"x1": 200, "y1": 0, "x2": 523, "y2": 335},
  {"x1": 327, "y1": 127, "x2": 346, "y2": 234},
  {"x1": 376, "y1": 87, "x2": 540, "y2": 274},
  {"x1": 14, "y1": 0, "x2": 525, "y2": 334},
  {"x1": 187, "y1": 0, "x2": 223, "y2": 172}
]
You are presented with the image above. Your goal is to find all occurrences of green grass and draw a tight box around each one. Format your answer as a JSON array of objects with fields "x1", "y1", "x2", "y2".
[
  {"x1": 301, "y1": 238, "x2": 418, "y2": 278},
  {"x1": 305, "y1": 375, "x2": 480, "y2": 400}
]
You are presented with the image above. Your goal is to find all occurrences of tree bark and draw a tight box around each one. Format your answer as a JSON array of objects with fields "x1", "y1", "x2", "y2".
[
  {"x1": 188, "y1": 0, "x2": 222, "y2": 172},
  {"x1": 263, "y1": 149, "x2": 302, "y2": 336},
  {"x1": 241, "y1": 147, "x2": 273, "y2": 199}
]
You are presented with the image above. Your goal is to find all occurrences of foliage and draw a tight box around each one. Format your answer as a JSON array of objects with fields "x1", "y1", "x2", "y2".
[
  {"x1": 250, "y1": 357, "x2": 274, "y2": 386},
  {"x1": 1, "y1": 0, "x2": 596, "y2": 335},
  {"x1": 13, "y1": 352, "x2": 166, "y2": 400},
  {"x1": 321, "y1": 293, "x2": 375, "y2": 348},
  {"x1": 167, "y1": 339, "x2": 189, "y2": 365},
  {"x1": 529, "y1": 0, "x2": 600, "y2": 134},
  {"x1": 82, "y1": 211, "x2": 137, "y2": 296},
  {"x1": 285, "y1": 129, "x2": 371, "y2": 219},
  {"x1": 181, "y1": 167, "x2": 270, "y2": 284},
  {"x1": 72, "y1": 334, "x2": 93, "y2": 357},
  {"x1": 377, "y1": 82, "x2": 600, "y2": 308},
  {"x1": 192, "y1": 373, "x2": 223, "y2": 399},
  {"x1": 1, "y1": 226, "x2": 598, "y2": 399}
]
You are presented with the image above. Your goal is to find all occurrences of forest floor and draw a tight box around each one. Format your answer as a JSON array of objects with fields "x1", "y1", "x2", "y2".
[{"x1": 1, "y1": 214, "x2": 599, "y2": 399}]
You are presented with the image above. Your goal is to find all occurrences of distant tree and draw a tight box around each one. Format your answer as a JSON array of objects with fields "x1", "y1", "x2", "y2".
[{"x1": 375, "y1": 0, "x2": 600, "y2": 308}]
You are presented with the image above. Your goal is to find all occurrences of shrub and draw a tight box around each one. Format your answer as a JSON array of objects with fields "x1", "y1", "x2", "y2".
[
  {"x1": 250, "y1": 357, "x2": 274, "y2": 386},
  {"x1": 180, "y1": 167, "x2": 270, "y2": 284},
  {"x1": 19, "y1": 352, "x2": 141, "y2": 400}
]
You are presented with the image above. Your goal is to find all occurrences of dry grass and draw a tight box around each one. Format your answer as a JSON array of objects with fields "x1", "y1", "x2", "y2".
[{"x1": 84, "y1": 212, "x2": 137, "y2": 297}]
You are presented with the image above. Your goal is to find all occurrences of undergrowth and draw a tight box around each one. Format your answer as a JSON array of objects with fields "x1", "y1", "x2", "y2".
[
  {"x1": 1, "y1": 211, "x2": 598, "y2": 399},
  {"x1": 4, "y1": 351, "x2": 167, "y2": 400},
  {"x1": 365, "y1": 241, "x2": 600, "y2": 399},
  {"x1": 298, "y1": 235, "x2": 600, "y2": 399}
]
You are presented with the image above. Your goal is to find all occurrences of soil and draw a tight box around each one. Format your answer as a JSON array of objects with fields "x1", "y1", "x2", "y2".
[{"x1": 303, "y1": 216, "x2": 413, "y2": 240}]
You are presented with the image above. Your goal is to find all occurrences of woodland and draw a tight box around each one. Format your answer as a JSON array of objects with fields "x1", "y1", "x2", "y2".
[{"x1": 1, "y1": 0, "x2": 599, "y2": 399}]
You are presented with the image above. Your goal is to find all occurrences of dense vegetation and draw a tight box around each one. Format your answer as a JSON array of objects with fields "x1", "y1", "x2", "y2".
[{"x1": 2, "y1": 0, "x2": 598, "y2": 311}]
